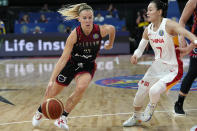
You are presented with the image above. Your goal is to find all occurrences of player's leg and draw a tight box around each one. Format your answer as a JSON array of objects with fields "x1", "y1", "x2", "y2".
[
  {"x1": 143, "y1": 63, "x2": 182, "y2": 121},
  {"x1": 32, "y1": 60, "x2": 73, "y2": 127},
  {"x1": 54, "y1": 62, "x2": 96, "y2": 130},
  {"x1": 123, "y1": 79, "x2": 153, "y2": 126},
  {"x1": 175, "y1": 57, "x2": 197, "y2": 115},
  {"x1": 65, "y1": 72, "x2": 92, "y2": 112},
  {"x1": 32, "y1": 82, "x2": 66, "y2": 127},
  {"x1": 142, "y1": 80, "x2": 166, "y2": 122},
  {"x1": 123, "y1": 63, "x2": 158, "y2": 126},
  {"x1": 54, "y1": 73, "x2": 92, "y2": 130}
]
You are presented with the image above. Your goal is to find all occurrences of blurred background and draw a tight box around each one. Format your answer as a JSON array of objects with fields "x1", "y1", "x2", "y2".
[{"x1": 0, "y1": 0, "x2": 191, "y2": 58}]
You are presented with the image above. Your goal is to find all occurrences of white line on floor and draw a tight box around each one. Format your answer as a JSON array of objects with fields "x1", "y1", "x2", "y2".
[{"x1": 0, "y1": 108, "x2": 197, "y2": 126}]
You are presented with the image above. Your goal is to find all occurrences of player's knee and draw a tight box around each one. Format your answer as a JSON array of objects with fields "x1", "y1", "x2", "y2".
[
  {"x1": 149, "y1": 87, "x2": 159, "y2": 97},
  {"x1": 149, "y1": 82, "x2": 165, "y2": 99},
  {"x1": 76, "y1": 84, "x2": 88, "y2": 93},
  {"x1": 180, "y1": 86, "x2": 190, "y2": 94},
  {"x1": 133, "y1": 81, "x2": 149, "y2": 107},
  {"x1": 137, "y1": 81, "x2": 149, "y2": 95}
]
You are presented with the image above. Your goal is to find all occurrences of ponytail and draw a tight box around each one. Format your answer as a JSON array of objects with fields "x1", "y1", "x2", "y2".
[{"x1": 58, "y1": 3, "x2": 93, "y2": 21}]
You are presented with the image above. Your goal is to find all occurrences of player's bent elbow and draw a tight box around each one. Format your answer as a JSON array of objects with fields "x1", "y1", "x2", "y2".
[{"x1": 108, "y1": 25, "x2": 116, "y2": 32}]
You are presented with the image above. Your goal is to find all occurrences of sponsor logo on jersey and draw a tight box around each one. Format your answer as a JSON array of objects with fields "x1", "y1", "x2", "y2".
[
  {"x1": 159, "y1": 30, "x2": 164, "y2": 36},
  {"x1": 95, "y1": 73, "x2": 197, "y2": 91},
  {"x1": 150, "y1": 38, "x2": 164, "y2": 43},
  {"x1": 74, "y1": 53, "x2": 92, "y2": 59}
]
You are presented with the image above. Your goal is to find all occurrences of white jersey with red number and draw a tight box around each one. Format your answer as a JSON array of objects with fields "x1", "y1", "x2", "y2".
[{"x1": 147, "y1": 18, "x2": 181, "y2": 65}]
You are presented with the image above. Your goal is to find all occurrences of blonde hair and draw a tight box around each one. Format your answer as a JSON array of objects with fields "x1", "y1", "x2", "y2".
[{"x1": 58, "y1": 3, "x2": 93, "y2": 21}]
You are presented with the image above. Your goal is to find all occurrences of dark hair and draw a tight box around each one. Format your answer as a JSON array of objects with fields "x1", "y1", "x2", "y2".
[{"x1": 150, "y1": 0, "x2": 168, "y2": 17}]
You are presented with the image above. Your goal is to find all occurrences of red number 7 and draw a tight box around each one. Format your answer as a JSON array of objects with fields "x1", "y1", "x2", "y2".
[{"x1": 156, "y1": 47, "x2": 162, "y2": 58}]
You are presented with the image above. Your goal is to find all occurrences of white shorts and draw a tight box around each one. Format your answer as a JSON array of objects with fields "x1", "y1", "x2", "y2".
[{"x1": 141, "y1": 60, "x2": 183, "y2": 91}]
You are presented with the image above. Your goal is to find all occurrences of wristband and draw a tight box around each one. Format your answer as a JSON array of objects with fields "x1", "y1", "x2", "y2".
[{"x1": 194, "y1": 40, "x2": 197, "y2": 45}]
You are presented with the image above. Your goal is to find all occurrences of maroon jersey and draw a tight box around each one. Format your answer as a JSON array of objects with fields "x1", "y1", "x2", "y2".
[
  {"x1": 190, "y1": 5, "x2": 197, "y2": 56},
  {"x1": 71, "y1": 24, "x2": 102, "y2": 63}
]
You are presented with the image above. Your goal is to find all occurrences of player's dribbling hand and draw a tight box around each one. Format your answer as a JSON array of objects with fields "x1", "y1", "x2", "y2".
[{"x1": 130, "y1": 55, "x2": 138, "y2": 64}]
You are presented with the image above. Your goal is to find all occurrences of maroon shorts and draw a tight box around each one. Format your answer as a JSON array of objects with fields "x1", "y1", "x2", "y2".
[{"x1": 56, "y1": 59, "x2": 96, "y2": 86}]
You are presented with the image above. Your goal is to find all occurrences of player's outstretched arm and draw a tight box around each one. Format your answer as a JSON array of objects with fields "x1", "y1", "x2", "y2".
[
  {"x1": 178, "y1": 0, "x2": 196, "y2": 47},
  {"x1": 166, "y1": 19, "x2": 197, "y2": 45},
  {"x1": 100, "y1": 24, "x2": 116, "y2": 50}
]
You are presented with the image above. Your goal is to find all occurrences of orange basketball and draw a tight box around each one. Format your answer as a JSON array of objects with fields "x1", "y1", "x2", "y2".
[{"x1": 41, "y1": 98, "x2": 64, "y2": 119}]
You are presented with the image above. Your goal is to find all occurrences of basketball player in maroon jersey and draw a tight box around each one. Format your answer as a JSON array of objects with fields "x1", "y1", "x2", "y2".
[
  {"x1": 32, "y1": 3, "x2": 115, "y2": 130},
  {"x1": 174, "y1": 0, "x2": 197, "y2": 115}
]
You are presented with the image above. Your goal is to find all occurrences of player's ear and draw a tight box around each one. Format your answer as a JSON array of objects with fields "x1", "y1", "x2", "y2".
[
  {"x1": 158, "y1": 9, "x2": 162, "y2": 16},
  {"x1": 78, "y1": 16, "x2": 80, "y2": 22}
]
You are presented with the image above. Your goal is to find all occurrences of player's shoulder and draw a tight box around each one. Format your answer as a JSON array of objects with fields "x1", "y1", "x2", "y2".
[{"x1": 165, "y1": 18, "x2": 178, "y2": 27}]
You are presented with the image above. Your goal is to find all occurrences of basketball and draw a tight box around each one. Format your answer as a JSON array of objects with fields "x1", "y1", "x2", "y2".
[{"x1": 41, "y1": 98, "x2": 64, "y2": 119}]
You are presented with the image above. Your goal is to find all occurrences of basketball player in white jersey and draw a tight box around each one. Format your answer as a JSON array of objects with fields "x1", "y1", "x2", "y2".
[{"x1": 123, "y1": 0, "x2": 197, "y2": 126}]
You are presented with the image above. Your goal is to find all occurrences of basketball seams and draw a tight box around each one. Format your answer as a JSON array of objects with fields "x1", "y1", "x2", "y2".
[
  {"x1": 46, "y1": 99, "x2": 52, "y2": 119},
  {"x1": 50, "y1": 98, "x2": 64, "y2": 115},
  {"x1": 55, "y1": 99, "x2": 64, "y2": 114}
]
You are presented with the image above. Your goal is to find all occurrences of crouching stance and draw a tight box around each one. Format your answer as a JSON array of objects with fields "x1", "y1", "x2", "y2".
[
  {"x1": 123, "y1": 0, "x2": 197, "y2": 127},
  {"x1": 32, "y1": 3, "x2": 115, "y2": 130}
]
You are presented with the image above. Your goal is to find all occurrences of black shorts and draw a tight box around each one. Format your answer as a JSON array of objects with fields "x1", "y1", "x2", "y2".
[{"x1": 56, "y1": 59, "x2": 96, "y2": 86}]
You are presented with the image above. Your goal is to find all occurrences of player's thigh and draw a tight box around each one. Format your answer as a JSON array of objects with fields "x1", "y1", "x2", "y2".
[{"x1": 75, "y1": 73, "x2": 92, "y2": 91}]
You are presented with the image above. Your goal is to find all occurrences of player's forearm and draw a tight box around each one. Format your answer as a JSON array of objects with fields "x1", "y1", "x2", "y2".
[
  {"x1": 108, "y1": 25, "x2": 116, "y2": 46},
  {"x1": 180, "y1": 29, "x2": 197, "y2": 44},
  {"x1": 185, "y1": 43, "x2": 196, "y2": 54},
  {"x1": 179, "y1": 18, "x2": 186, "y2": 28},
  {"x1": 134, "y1": 38, "x2": 148, "y2": 58}
]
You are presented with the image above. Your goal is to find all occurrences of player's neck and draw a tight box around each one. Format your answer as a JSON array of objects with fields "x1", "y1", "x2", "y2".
[
  {"x1": 152, "y1": 17, "x2": 163, "y2": 30},
  {"x1": 83, "y1": 30, "x2": 92, "y2": 36},
  {"x1": 81, "y1": 25, "x2": 93, "y2": 36}
]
